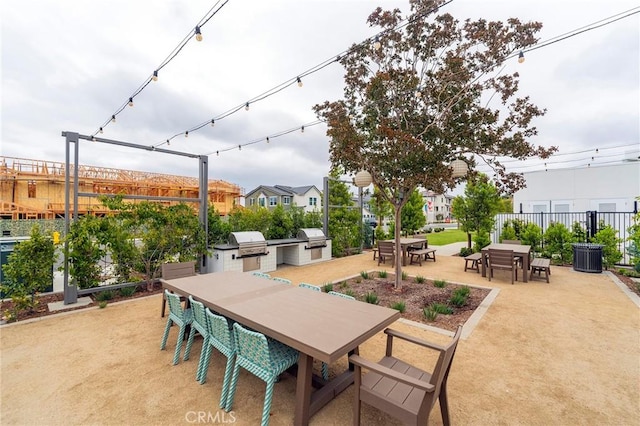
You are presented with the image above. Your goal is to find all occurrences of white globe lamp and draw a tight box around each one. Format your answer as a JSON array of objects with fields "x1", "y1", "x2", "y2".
[
  {"x1": 354, "y1": 170, "x2": 373, "y2": 188},
  {"x1": 450, "y1": 159, "x2": 469, "y2": 178}
]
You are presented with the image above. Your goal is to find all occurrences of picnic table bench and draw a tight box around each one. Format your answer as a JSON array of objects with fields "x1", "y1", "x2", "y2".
[
  {"x1": 408, "y1": 248, "x2": 436, "y2": 266},
  {"x1": 464, "y1": 252, "x2": 482, "y2": 273},
  {"x1": 530, "y1": 257, "x2": 551, "y2": 283}
]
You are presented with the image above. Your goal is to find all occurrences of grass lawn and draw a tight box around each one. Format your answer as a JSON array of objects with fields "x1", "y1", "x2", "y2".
[{"x1": 423, "y1": 228, "x2": 471, "y2": 245}]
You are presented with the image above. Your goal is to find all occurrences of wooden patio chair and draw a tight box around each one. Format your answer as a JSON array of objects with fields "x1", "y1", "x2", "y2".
[
  {"x1": 501, "y1": 239, "x2": 521, "y2": 245},
  {"x1": 377, "y1": 241, "x2": 395, "y2": 266},
  {"x1": 487, "y1": 249, "x2": 518, "y2": 284},
  {"x1": 349, "y1": 325, "x2": 463, "y2": 426}
]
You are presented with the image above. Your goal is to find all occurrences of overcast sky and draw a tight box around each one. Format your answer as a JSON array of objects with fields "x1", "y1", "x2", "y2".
[{"x1": 2, "y1": 0, "x2": 638, "y2": 196}]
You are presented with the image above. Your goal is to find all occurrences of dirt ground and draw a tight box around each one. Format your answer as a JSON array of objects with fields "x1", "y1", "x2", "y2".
[{"x1": 1, "y1": 251, "x2": 638, "y2": 425}]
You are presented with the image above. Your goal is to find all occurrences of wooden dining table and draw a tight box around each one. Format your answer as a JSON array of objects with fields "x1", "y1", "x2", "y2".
[
  {"x1": 481, "y1": 243, "x2": 532, "y2": 283},
  {"x1": 161, "y1": 271, "x2": 400, "y2": 426},
  {"x1": 382, "y1": 237, "x2": 427, "y2": 266}
]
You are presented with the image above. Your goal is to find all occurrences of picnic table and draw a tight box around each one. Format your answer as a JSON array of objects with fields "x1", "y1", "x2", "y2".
[{"x1": 382, "y1": 237, "x2": 427, "y2": 266}]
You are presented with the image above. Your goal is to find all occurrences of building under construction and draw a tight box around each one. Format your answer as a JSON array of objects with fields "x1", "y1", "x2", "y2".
[{"x1": 0, "y1": 156, "x2": 242, "y2": 219}]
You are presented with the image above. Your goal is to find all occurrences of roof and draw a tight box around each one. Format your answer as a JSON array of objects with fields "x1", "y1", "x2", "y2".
[{"x1": 245, "y1": 184, "x2": 320, "y2": 198}]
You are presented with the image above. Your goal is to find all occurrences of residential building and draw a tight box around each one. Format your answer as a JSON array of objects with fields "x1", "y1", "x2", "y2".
[
  {"x1": 421, "y1": 190, "x2": 454, "y2": 223},
  {"x1": 244, "y1": 185, "x2": 322, "y2": 213},
  {"x1": 512, "y1": 163, "x2": 640, "y2": 213}
]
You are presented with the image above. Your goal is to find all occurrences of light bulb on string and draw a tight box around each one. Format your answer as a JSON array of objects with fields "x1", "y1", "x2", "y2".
[
  {"x1": 210, "y1": 119, "x2": 215, "y2": 127},
  {"x1": 185, "y1": 131, "x2": 189, "y2": 138},
  {"x1": 111, "y1": 115, "x2": 116, "y2": 123},
  {"x1": 301, "y1": 125, "x2": 305, "y2": 133},
  {"x1": 238, "y1": 145, "x2": 242, "y2": 151},
  {"x1": 128, "y1": 97, "x2": 134, "y2": 107},
  {"x1": 91, "y1": 135, "x2": 96, "y2": 142},
  {"x1": 166, "y1": 139, "x2": 170, "y2": 146},
  {"x1": 99, "y1": 127, "x2": 103, "y2": 134},
  {"x1": 518, "y1": 51, "x2": 525, "y2": 63},
  {"x1": 266, "y1": 137, "x2": 270, "y2": 144},
  {"x1": 296, "y1": 77, "x2": 303, "y2": 87},
  {"x1": 152, "y1": 70, "x2": 158, "y2": 81},
  {"x1": 195, "y1": 26, "x2": 203, "y2": 42},
  {"x1": 373, "y1": 36, "x2": 381, "y2": 50},
  {"x1": 216, "y1": 151, "x2": 219, "y2": 156},
  {"x1": 245, "y1": 102, "x2": 250, "y2": 111}
]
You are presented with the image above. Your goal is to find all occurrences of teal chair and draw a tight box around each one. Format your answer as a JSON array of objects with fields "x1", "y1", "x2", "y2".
[
  {"x1": 184, "y1": 296, "x2": 208, "y2": 365},
  {"x1": 271, "y1": 277, "x2": 292, "y2": 285},
  {"x1": 321, "y1": 290, "x2": 356, "y2": 379},
  {"x1": 225, "y1": 323, "x2": 299, "y2": 426},
  {"x1": 252, "y1": 272, "x2": 271, "y2": 279},
  {"x1": 197, "y1": 308, "x2": 237, "y2": 410},
  {"x1": 328, "y1": 290, "x2": 356, "y2": 301},
  {"x1": 298, "y1": 282, "x2": 321, "y2": 292},
  {"x1": 160, "y1": 290, "x2": 193, "y2": 365}
]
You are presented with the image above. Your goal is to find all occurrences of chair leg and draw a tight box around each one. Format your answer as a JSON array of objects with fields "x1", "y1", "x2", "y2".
[
  {"x1": 197, "y1": 343, "x2": 212, "y2": 383},
  {"x1": 160, "y1": 318, "x2": 173, "y2": 350},
  {"x1": 219, "y1": 354, "x2": 236, "y2": 409},
  {"x1": 321, "y1": 362, "x2": 329, "y2": 381},
  {"x1": 224, "y1": 363, "x2": 242, "y2": 411},
  {"x1": 173, "y1": 324, "x2": 187, "y2": 365},
  {"x1": 439, "y1": 385, "x2": 451, "y2": 426},
  {"x1": 261, "y1": 379, "x2": 276, "y2": 426},
  {"x1": 195, "y1": 337, "x2": 210, "y2": 382},
  {"x1": 161, "y1": 293, "x2": 167, "y2": 318}
]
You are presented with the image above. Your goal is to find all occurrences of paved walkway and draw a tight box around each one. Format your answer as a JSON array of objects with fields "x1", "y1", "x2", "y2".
[{"x1": 1, "y1": 246, "x2": 638, "y2": 425}]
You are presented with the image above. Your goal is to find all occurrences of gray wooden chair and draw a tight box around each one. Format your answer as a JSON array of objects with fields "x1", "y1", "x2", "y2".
[
  {"x1": 487, "y1": 249, "x2": 518, "y2": 284},
  {"x1": 377, "y1": 241, "x2": 395, "y2": 266},
  {"x1": 161, "y1": 261, "x2": 196, "y2": 317},
  {"x1": 349, "y1": 325, "x2": 463, "y2": 426}
]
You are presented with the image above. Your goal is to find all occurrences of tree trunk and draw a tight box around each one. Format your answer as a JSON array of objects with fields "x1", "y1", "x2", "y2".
[
  {"x1": 394, "y1": 205, "x2": 402, "y2": 289},
  {"x1": 467, "y1": 232, "x2": 472, "y2": 249}
]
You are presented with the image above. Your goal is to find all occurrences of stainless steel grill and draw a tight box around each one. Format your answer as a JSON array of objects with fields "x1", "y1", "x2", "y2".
[
  {"x1": 229, "y1": 231, "x2": 268, "y2": 257},
  {"x1": 297, "y1": 228, "x2": 327, "y2": 249}
]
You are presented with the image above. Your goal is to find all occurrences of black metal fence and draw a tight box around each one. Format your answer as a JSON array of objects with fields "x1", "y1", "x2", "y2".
[{"x1": 493, "y1": 211, "x2": 637, "y2": 266}]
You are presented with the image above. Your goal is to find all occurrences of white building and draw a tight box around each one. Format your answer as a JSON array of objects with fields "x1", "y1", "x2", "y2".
[
  {"x1": 244, "y1": 185, "x2": 322, "y2": 214},
  {"x1": 421, "y1": 190, "x2": 454, "y2": 223},
  {"x1": 512, "y1": 163, "x2": 640, "y2": 213}
]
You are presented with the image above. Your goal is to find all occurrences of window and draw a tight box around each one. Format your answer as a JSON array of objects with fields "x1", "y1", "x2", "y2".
[
  {"x1": 532, "y1": 204, "x2": 548, "y2": 213},
  {"x1": 249, "y1": 198, "x2": 255, "y2": 206},
  {"x1": 27, "y1": 180, "x2": 36, "y2": 198},
  {"x1": 598, "y1": 203, "x2": 616, "y2": 212},
  {"x1": 283, "y1": 196, "x2": 290, "y2": 205},
  {"x1": 309, "y1": 197, "x2": 317, "y2": 206},
  {"x1": 554, "y1": 204, "x2": 570, "y2": 213},
  {"x1": 259, "y1": 197, "x2": 266, "y2": 207},
  {"x1": 269, "y1": 196, "x2": 277, "y2": 206}
]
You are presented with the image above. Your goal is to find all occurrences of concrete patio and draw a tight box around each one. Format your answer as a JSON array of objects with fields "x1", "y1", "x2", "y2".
[{"x1": 1, "y1": 245, "x2": 638, "y2": 425}]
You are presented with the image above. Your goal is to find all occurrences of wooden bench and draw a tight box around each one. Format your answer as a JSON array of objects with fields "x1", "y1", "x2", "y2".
[
  {"x1": 408, "y1": 248, "x2": 436, "y2": 266},
  {"x1": 160, "y1": 261, "x2": 196, "y2": 317},
  {"x1": 530, "y1": 257, "x2": 551, "y2": 283},
  {"x1": 464, "y1": 252, "x2": 482, "y2": 273},
  {"x1": 372, "y1": 247, "x2": 379, "y2": 260}
]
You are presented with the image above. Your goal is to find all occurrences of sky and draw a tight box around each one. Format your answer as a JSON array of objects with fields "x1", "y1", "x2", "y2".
[{"x1": 1, "y1": 0, "x2": 639, "y2": 197}]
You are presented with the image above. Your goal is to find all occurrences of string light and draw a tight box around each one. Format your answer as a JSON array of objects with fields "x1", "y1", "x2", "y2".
[
  {"x1": 296, "y1": 77, "x2": 303, "y2": 87},
  {"x1": 210, "y1": 119, "x2": 215, "y2": 127},
  {"x1": 99, "y1": 127, "x2": 103, "y2": 134},
  {"x1": 111, "y1": 115, "x2": 116, "y2": 123},
  {"x1": 266, "y1": 137, "x2": 270, "y2": 143},
  {"x1": 166, "y1": 139, "x2": 170, "y2": 146},
  {"x1": 152, "y1": 70, "x2": 158, "y2": 81},
  {"x1": 518, "y1": 51, "x2": 525, "y2": 63},
  {"x1": 245, "y1": 102, "x2": 250, "y2": 111},
  {"x1": 185, "y1": 131, "x2": 189, "y2": 138},
  {"x1": 301, "y1": 125, "x2": 305, "y2": 133},
  {"x1": 128, "y1": 97, "x2": 134, "y2": 107},
  {"x1": 238, "y1": 145, "x2": 242, "y2": 150},
  {"x1": 373, "y1": 36, "x2": 382, "y2": 50},
  {"x1": 195, "y1": 26, "x2": 203, "y2": 42}
]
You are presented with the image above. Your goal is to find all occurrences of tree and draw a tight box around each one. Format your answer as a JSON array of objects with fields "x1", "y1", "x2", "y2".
[
  {"x1": 452, "y1": 174, "x2": 501, "y2": 249},
  {"x1": 327, "y1": 169, "x2": 362, "y2": 257},
  {"x1": 314, "y1": 0, "x2": 555, "y2": 287},
  {"x1": 2, "y1": 225, "x2": 56, "y2": 315},
  {"x1": 401, "y1": 188, "x2": 426, "y2": 235},
  {"x1": 267, "y1": 204, "x2": 293, "y2": 239},
  {"x1": 369, "y1": 186, "x2": 393, "y2": 230}
]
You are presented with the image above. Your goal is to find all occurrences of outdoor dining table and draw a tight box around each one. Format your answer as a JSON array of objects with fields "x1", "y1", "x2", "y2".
[
  {"x1": 481, "y1": 243, "x2": 532, "y2": 283},
  {"x1": 383, "y1": 237, "x2": 427, "y2": 266},
  {"x1": 161, "y1": 271, "x2": 400, "y2": 426}
]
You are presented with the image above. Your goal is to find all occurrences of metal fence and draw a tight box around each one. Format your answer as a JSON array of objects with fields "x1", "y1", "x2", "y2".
[{"x1": 493, "y1": 211, "x2": 638, "y2": 266}]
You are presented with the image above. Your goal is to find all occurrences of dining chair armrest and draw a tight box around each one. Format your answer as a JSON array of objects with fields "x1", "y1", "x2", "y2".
[
  {"x1": 384, "y1": 328, "x2": 446, "y2": 356},
  {"x1": 349, "y1": 354, "x2": 436, "y2": 393}
]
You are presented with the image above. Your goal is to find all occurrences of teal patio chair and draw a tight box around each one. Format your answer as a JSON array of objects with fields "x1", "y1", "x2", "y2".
[
  {"x1": 184, "y1": 296, "x2": 208, "y2": 366},
  {"x1": 271, "y1": 277, "x2": 292, "y2": 285},
  {"x1": 298, "y1": 282, "x2": 321, "y2": 292},
  {"x1": 252, "y1": 272, "x2": 271, "y2": 279},
  {"x1": 225, "y1": 323, "x2": 299, "y2": 426},
  {"x1": 197, "y1": 308, "x2": 237, "y2": 410},
  {"x1": 328, "y1": 290, "x2": 356, "y2": 301},
  {"x1": 160, "y1": 290, "x2": 193, "y2": 365}
]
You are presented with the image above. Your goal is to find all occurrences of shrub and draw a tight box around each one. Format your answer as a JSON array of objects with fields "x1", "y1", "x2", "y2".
[
  {"x1": 423, "y1": 307, "x2": 438, "y2": 321},
  {"x1": 95, "y1": 290, "x2": 114, "y2": 302},
  {"x1": 544, "y1": 222, "x2": 573, "y2": 264},
  {"x1": 344, "y1": 289, "x2": 356, "y2": 298},
  {"x1": 415, "y1": 275, "x2": 426, "y2": 284},
  {"x1": 98, "y1": 301, "x2": 108, "y2": 309},
  {"x1": 459, "y1": 247, "x2": 474, "y2": 257},
  {"x1": 450, "y1": 293, "x2": 468, "y2": 307},
  {"x1": 434, "y1": 279, "x2": 447, "y2": 288},
  {"x1": 364, "y1": 292, "x2": 379, "y2": 305},
  {"x1": 339, "y1": 280, "x2": 348, "y2": 289},
  {"x1": 453, "y1": 285, "x2": 471, "y2": 298},
  {"x1": 521, "y1": 222, "x2": 543, "y2": 253},
  {"x1": 428, "y1": 302, "x2": 453, "y2": 314},
  {"x1": 473, "y1": 229, "x2": 491, "y2": 253},
  {"x1": 391, "y1": 301, "x2": 406, "y2": 313},
  {"x1": 378, "y1": 270, "x2": 388, "y2": 278},
  {"x1": 500, "y1": 222, "x2": 518, "y2": 241},
  {"x1": 322, "y1": 283, "x2": 333, "y2": 293},
  {"x1": 360, "y1": 271, "x2": 370, "y2": 279},
  {"x1": 119, "y1": 286, "x2": 137, "y2": 297},
  {"x1": 424, "y1": 227, "x2": 433, "y2": 233},
  {"x1": 592, "y1": 223, "x2": 623, "y2": 269},
  {"x1": 401, "y1": 271, "x2": 408, "y2": 280}
]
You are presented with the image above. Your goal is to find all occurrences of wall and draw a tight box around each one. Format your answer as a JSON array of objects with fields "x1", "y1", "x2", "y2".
[{"x1": 513, "y1": 163, "x2": 640, "y2": 213}]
